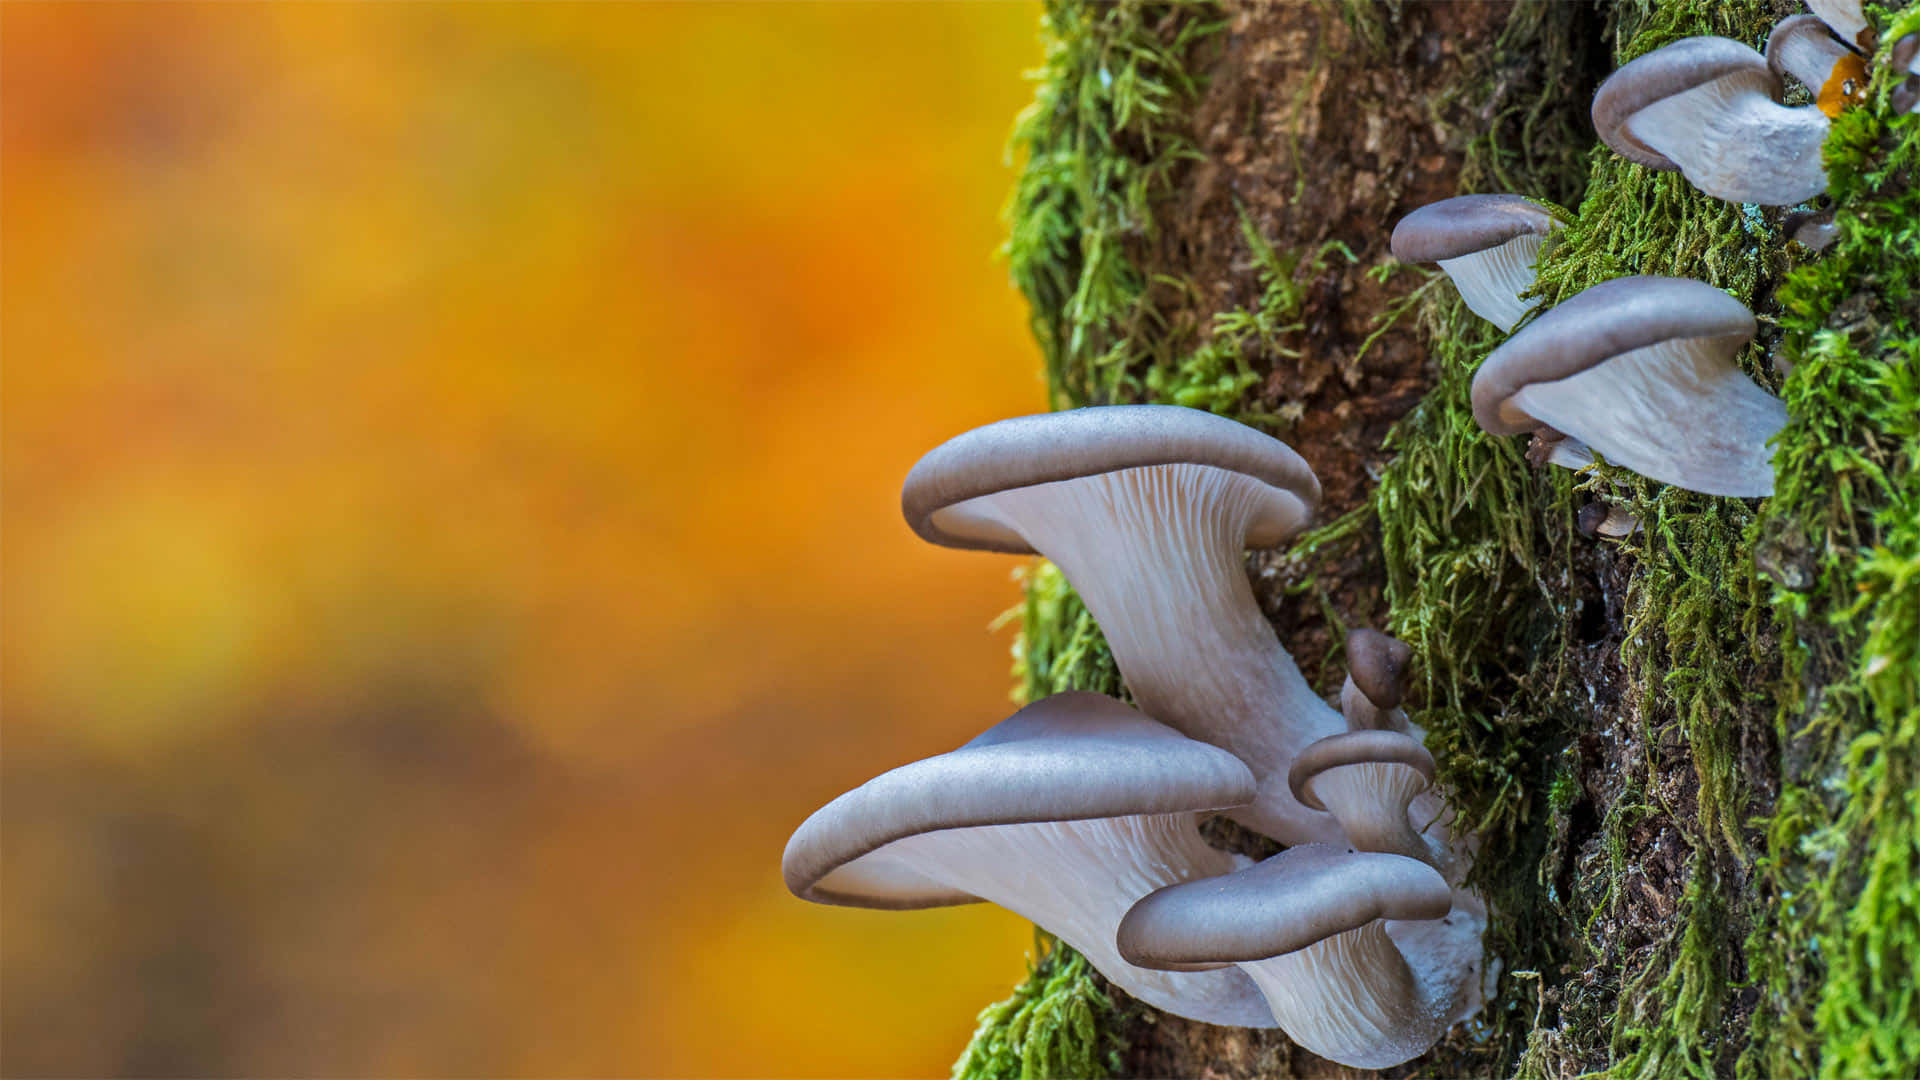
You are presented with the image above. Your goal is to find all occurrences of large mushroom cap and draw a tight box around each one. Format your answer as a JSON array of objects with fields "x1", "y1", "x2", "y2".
[
  {"x1": 1118, "y1": 844, "x2": 1450, "y2": 968},
  {"x1": 902, "y1": 405, "x2": 1321, "y2": 554},
  {"x1": 1471, "y1": 275, "x2": 1757, "y2": 437},
  {"x1": 782, "y1": 691, "x2": 1255, "y2": 909},
  {"x1": 1389, "y1": 194, "x2": 1558, "y2": 263},
  {"x1": 1592, "y1": 37, "x2": 1780, "y2": 171}
]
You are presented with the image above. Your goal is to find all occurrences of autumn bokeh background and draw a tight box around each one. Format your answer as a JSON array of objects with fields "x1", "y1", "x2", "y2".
[{"x1": 1, "y1": 3, "x2": 1056, "y2": 1075}]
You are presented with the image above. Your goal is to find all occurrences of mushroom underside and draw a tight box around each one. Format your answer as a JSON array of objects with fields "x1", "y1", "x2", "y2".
[
  {"x1": 1305, "y1": 762, "x2": 1436, "y2": 866},
  {"x1": 827, "y1": 813, "x2": 1276, "y2": 1028},
  {"x1": 1505, "y1": 336, "x2": 1786, "y2": 497},
  {"x1": 932, "y1": 463, "x2": 1347, "y2": 845},
  {"x1": 1437, "y1": 232, "x2": 1547, "y2": 332},
  {"x1": 1625, "y1": 72, "x2": 1829, "y2": 204}
]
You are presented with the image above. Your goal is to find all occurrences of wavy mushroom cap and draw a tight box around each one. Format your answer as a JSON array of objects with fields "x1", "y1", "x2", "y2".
[
  {"x1": 1288, "y1": 730, "x2": 1437, "y2": 813},
  {"x1": 1768, "y1": 14, "x2": 1869, "y2": 116},
  {"x1": 783, "y1": 691, "x2": 1255, "y2": 908},
  {"x1": 1592, "y1": 36, "x2": 1827, "y2": 205},
  {"x1": 1471, "y1": 276, "x2": 1783, "y2": 496},
  {"x1": 1390, "y1": 195, "x2": 1560, "y2": 332},
  {"x1": 1289, "y1": 730, "x2": 1439, "y2": 866},
  {"x1": 1118, "y1": 844, "x2": 1470, "y2": 1067},
  {"x1": 901, "y1": 405, "x2": 1320, "y2": 554}
]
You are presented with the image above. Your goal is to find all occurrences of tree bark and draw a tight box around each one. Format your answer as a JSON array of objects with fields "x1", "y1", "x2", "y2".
[{"x1": 962, "y1": 1, "x2": 1920, "y2": 1077}]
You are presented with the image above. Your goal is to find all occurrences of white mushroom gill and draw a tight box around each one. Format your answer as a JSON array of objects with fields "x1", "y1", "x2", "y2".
[
  {"x1": 1438, "y1": 232, "x2": 1547, "y2": 332},
  {"x1": 934, "y1": 463, "x2": 1347, "y2": 845},
  {"x1": 1238, "y1": 922, "x2": 1449, "y2": 1070},
  {"x1": 1508, "y1": 336, "x2": 1787, "y2": 497},
  {"x1": 1625, "y1": 69, "x2": 1829, "y2": 204},
  {"x1": 1305, "y1": 762, "x2": 1435, "y2": 866},
  {"x1": 839, "y1": 814, "x2": 1272, "y2": 1027}
]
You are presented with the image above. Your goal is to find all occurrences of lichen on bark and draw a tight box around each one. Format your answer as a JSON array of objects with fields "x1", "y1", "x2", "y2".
[{"x1": 956, "y1": 1, "x2": 1919, "y2": 1077}]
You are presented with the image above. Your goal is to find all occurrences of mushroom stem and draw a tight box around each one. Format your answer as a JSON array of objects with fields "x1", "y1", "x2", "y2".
[
  {"x1": 1239, "y1": 923, "x2": 1439, "y2": 1070},
  {"x1": 879, "y1": 814, "x2": 1267, "y2": 1025},
  {"x1": 1301, "y1": 763, "x2": 1434, "y2": 864},
  {"x1": 943, "y1": 462, "x2": 1346, "y2": 844},
  {"x1": 1508, "y1": 336, "x2": 1785, "y2": 497}
]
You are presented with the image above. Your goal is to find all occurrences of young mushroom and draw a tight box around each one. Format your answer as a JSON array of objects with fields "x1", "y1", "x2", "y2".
[
  {"x1": 782, "y1": 691, "x2": 1275, "y2": 1027},
  {"x1": 1288, "y1": 730, "x2": 1438, "y2": 866},
  {"x1": 1390, "y1": 195, "x2": 1562, "y2": 332},
  {"x1": 1592, "y1": 36, "x2": 1829, "y2": 205},
  {"x1": 1118, "y1": 844, "x2": 1483, "y2": 1069},
  {"x1": 1470, "y1": 275, "x2": 1784, "y2": 497},
  {"x1": 902, "y1": 405, "x2": 1346, "y2": 845},
  {"x1": 1340, "y1": 628, "x2": 1414, "y2": 732},
  {"x1": 1768, "y1": 14, "x2": 1870, "y2": 116}
]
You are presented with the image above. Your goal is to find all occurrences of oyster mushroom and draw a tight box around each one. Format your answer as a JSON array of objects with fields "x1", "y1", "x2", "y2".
[
  {"x1": 1289, "y1": 730, "x2": 1438, "y2": 866},
  {"x1": 782, "y1": 691, "x2": 1275, "y2": 1027},
  {"x1": 901, "y1": 405, "x2": 1346, "y2": 845},
  {"x1": 1340, "y1": 628, "x2": 1414, "y2": 733},
  {"x1": 1118, "y1": 844, "x2": 1484, "y2": 1068},
  {"x1": 1593, "y1": 36, "x2": 1828, "y2": 205},
  {"x1": 1470, "y1": 275, "x2": 1783, "y2": 497},
  {"x1": 1390, "y1": 194, "x2": 1562, "y2": 332},
  {"x1": 1768, "y1": 14, "x2": 1870, "y2": 116}
]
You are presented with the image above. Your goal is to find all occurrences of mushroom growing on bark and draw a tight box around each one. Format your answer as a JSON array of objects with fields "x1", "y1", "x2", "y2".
[
  {"x1": 901, "y1": 405, "x2": 1346, "y2": 845},
  {"x1": 1593, "y1": 36, "x2": 1829, "y2": 205},
  {"x1": 1118, "y1": 844, "x2": 1484, "y2": 1069},
  {"x1": 1471, "y1": 275, "x2": 1784, "y2": 497},
  {"x1": 1768, "y1": 14, "x2": 1870, "y2": 116},
  {"x1": 1390, "y1": 194, "x2": 1561, "y2": 332},
  {"x1": 782, "y1": 691, "x2": 1275, "y2": 1027},
  {"x1": 1289, "y1": 730, "x2": 1439, "y2": 866},
  {"x1": 1341, "y1": 628, "x2": 1414, "y2": 732}
]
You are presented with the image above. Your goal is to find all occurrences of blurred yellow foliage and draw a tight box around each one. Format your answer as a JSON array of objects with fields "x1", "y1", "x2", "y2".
[{"x1": 2, "y1": 3, "x2": 1047, "y2": 1075}]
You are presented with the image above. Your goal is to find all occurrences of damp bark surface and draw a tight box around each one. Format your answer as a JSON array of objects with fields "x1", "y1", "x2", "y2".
[{"x1": 958, "y1": 1, "x2": 1920, "y2": 1078}]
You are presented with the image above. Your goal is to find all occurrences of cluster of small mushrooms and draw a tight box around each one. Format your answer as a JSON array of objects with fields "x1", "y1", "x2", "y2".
[{"x1": 783, "y1": 1, "x2": 1893, "y2": 1070}]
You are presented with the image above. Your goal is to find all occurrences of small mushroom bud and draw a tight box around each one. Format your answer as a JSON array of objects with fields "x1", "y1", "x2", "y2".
[
  {"x1": 1894, "y1": 75, "x2": 1920, "y2": 115},
  {"x1": 1784, "y1": 208, "x2": 1840, "y2": 251},
  {"x1": 1891, "y1": 33, "x2": 1918, "y2": 77},
  {"x1": 1577, "y1": 501, "x2": 1642, "y2": 539}
]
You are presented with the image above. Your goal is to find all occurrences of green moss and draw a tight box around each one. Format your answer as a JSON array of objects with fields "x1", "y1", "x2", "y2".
[
  {"x1": 1741, "y1": 5, "x2": 1920, "y2": 1076},
  {"x1": 953, "y1": 931, "x2": 1127, "y2": 1080}
]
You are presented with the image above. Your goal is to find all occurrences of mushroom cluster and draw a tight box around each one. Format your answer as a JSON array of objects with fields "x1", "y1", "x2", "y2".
[
  {"x1": 785, "y1": 404, "x2": 1486, "y2": 1067},
  {"x1": 1589, "y1": 3, "x2": 1886, "y2": 206},
  {"x1": 785, "y1": 0, "x2": 1893, "y2": 1066}
]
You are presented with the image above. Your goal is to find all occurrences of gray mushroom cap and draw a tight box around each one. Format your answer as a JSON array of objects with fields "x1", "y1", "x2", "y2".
[
  {"x1": 902, "y1": 405, "x2": 1320, "y2": 555},
  {"x1": 1472, "y1": 276, "x2": 1756, "y2": 435},
  {"x1": 1118, "y1": 844, "x2": 1451, "y2": 968},
  {"x1": 1592, "y1": 36, "x2": 1828, "y2": 205},
  {"x1": 1346, "y1": 629, "x2": 1414, "y2": 710},
  {"x1": 1471, "y1": 276, "x2": 1782, "y2": 497},
  {"x1": 783, "y1": 691, "x2": 1255, "y2": 909},
  {"x1": 1288, "y1": 730, "x2": 1437, "y2": 813},
  {"x1": 1808, "y1": 0, "x2": 1875, "y2": 52},
  {"x1": 1389, "y1": 195, "x2": 1557, "y2": 263},
  {"x1": 1593, "y1": 37, "x2": 1781, "y2": 171}
]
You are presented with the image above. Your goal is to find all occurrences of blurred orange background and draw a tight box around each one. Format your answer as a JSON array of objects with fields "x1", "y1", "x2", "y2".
[{"x1": 1, "y1": 3, "x2": 1051, "y2": 1075}]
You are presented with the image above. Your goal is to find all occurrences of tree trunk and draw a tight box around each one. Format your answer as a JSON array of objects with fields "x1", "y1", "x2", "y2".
[{"x1": 955, "y1": 0, "x2": 1920, "y2": 1077}]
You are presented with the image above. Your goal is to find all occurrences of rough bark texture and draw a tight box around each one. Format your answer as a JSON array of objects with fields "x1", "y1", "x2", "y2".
[{"x1": 954, "y1": 1, "x2": 1919, "y2": 1078}]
